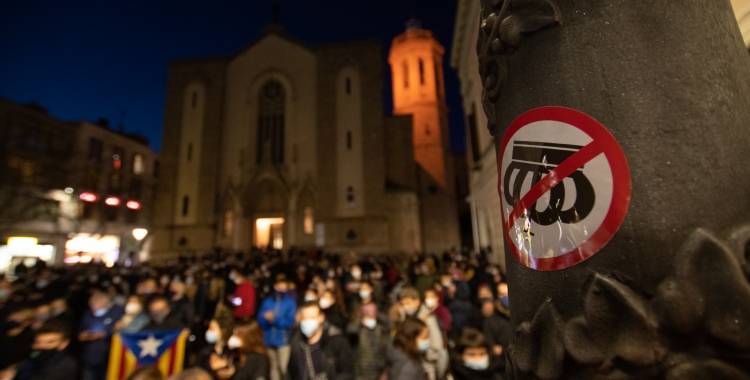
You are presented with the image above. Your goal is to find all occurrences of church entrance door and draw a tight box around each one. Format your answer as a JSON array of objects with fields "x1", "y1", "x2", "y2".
[{"x1": 255, "y1": 217, "x2": 284, "y2": 249}]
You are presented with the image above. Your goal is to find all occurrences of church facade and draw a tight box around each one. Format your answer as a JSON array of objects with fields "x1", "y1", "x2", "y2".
[{"x1": 151, "y1": 25, "x2": 460, "y2": 256}]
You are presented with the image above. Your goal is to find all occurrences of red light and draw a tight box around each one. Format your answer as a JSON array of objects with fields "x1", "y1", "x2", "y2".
[
  {"x1": 126, "y1": 200, "x2": 141, "y2": 210},
  {"x1": 79, "y1": 192, "x2": 98, "y2": 202},
  {"x1": 105, "y1": 196, "x2": 121, "y2": 206}
]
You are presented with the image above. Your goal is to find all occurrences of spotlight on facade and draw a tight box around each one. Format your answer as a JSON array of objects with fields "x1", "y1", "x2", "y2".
[
  {"x1": 126, "y1": 200, "x2": 141, "y2": 210},
  {"x1": 64, "y1": 187, "x2": 74, "y2": 194},
  {"x1": 105, "y1": 196, "x2": 121, "y2": 206},
  {"x1": 132, "y1": 228, "x2": 148, "y2": 241},
  {"x1": 79, "y1": 192, "x2": 98, "y2": 203}
]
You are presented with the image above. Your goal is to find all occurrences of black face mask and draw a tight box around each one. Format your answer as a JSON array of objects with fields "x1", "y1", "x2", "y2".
[
  {"x1": 151, "y1": 312, "x2": 168, "y2": 324},
  {"x1": 30, "y1": 348, "x2": 58, "y2": 363}
]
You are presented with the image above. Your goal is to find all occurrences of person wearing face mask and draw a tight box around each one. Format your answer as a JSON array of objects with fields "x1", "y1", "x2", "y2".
[
  {"x1": 423, "y1": 288, "x2": 451, "y2": 337},
  {"x1": 319, "y1": 290, "x2": 347, "y2": 331},
  {"x1": 142, "y1": 296, "x2": 185, "y2": 331},
  {"x1": 0, "y1": 308, "x2": 36, "y2": 372},
  {"x1": 229, "y1": 268, "x2": 257, "y2": 321},
  {"x1": 494, "y1": 282, "x2": 510, "y2": 318},
  {"x1": 450, "y1": 328, "x2": 505, "y2": 380},
  {"x1": 348, "y1": 303, "x2": 389, "y2": 380},
  {"x1": 386, "y1": 316, "x2": 428, "y2": 380},
  {"x1": 31, "y1": 304, "x2": 51, "y2": 331},
  {"x1": 197, "y1": 316, "x2": 234, "y2": 378},
  {"x1": 395, "y1": 287, "x2": 447, "y2": 380},
  {"x1": 168, "y1": 281, "x2": 195, "y2": 329},
  {"x1": 115, "y1": 295, "x2": 149, "y2": 333},
  {"x1": 479, "y1": 298, "x2": 512, "y2": 360},
  {"x1": 158, "y1": 274, "x2": 171, "y2": 294},
  {"x1": 342, "y1": 264, "x2": 362, "y2": 313},
  {"x1": 257, "y1": 275, "x2": 296, "y2": 380},
  {"x1": 286, "y1": 301, "x2": 354, "y2": 380},
  {"x1": 6, "y1": 319, "x2": 78, "y2": 380},
  {"x1": 78, "y1": 292, "x2": 124, "y2": 380},
  {"x1": 218, "y1": 321, "x2": 270, "y2": 380}
]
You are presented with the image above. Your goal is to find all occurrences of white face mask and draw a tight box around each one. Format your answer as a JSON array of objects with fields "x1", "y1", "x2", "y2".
[
  {"x1": 300, "y1": 319, "x2": 320, "y2": 338},
  {"x1": 424, "y1": 298, "x2": 438, "y2": 309},
  {"x1": 125, "y1": 302, "x2": 141, "y2": 315},
  {"x1": 359, "y1": 290, "x2": 371, "y2": 299},
  {"x1": 362, "y1": 318, "x2": 377, "y2": 329},
  {"x1": 464, "y1": 356, "x2": 490, "y2": 370},
  {"x1": 319, "y1": 298, "x2": 333, "y2": 310},
  {"x1": 403, "y1": 305, "x2": 419, "y2": 316},
  {"x1": 304, "y1": 295, "x2": 317, "y2": 302},
  {"x1": 227, "y1": 335, "x2": 242, "y2": 350},
  {"x1": 417, "y1": 339, "x2": 430, "y2": 353},
  {"x1": 351, "y1": 270, "x2": 361, "y2": 279}
]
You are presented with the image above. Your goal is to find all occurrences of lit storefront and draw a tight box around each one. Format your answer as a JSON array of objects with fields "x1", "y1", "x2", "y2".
[{"x1": 64, "y1": 234, "x2": 120, "y2": 266}]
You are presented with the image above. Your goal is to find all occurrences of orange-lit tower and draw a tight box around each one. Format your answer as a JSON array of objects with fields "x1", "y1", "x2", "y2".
[{"x1": 389, "y1": 20, "x2": 450, "y2": 187}]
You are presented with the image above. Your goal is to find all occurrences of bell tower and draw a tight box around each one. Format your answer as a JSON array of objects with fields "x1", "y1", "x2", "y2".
[{"x1": 389, "y1": 20, "x2": 450, "y2": 187}]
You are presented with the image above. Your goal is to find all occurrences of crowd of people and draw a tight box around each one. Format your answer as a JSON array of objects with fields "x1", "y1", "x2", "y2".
[{"x1": 0, "y1": 247, "x2": 512, "y2": 380}]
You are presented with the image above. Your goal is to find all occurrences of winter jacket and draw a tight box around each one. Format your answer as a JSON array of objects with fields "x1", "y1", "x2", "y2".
[
  {"x1": 79, "y1": 304, "x2": 125, "y2": 367},
  {"x1": 286, "y1": 323, "x2": 355, "y2": 380},
  {"x1": 448, "y1": 281, "x2": 473, "y2": 334},
  {"x1": 257, "y1": 293, "x2": 296, "y2": 348},
  {"x1": 12, "y1": 350, "x2": 78, "y2": 380},
  {"x1": 233, "y1": 281, "x2": 257, "y2": 319},
  {"x1": 232, "y1": 352, "x2": 270, "y2": 380},
  {"x1": 483, "y1": 312, "x2": 513, "y2": 357},
  {"x1": 349, "y1": 323, "x2": 390, "y2": 380},
  {"x1": 386, "y1": 344, "x2": 427, "y2": 380},
  {"x1": 416, "y1": 305, "x2": 448, "y2": 380}
]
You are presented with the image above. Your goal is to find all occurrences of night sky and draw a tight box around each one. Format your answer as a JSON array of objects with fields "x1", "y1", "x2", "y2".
[{"x1": 0, "y1": 0, "x2": 468, "y2": 153}]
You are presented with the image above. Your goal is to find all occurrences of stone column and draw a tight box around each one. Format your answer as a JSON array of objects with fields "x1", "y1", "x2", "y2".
[{"x1": 477, "y1": 0, "x2": 750, "y2": 378}]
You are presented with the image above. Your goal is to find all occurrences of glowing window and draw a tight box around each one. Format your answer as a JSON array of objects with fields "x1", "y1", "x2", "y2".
[
  {"x1": 303, "y1": 207, "x2": 314, "y2": 235},
  {"x1": 224, "y1": 210, "x2": 234, "y2": 238},
  {"x1": 133, "y1": 154, "x2": 145, "y2": 175}
]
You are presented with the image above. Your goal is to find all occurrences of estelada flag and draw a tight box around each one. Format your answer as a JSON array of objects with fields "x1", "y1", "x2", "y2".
[{"x1": 106, "y1": 330, "x2": 187, "y2": 380}]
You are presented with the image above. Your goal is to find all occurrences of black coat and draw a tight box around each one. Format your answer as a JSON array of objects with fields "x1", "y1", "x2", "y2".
[
  {"x1": 231, "y1": 352, "x2": 270, "y2": 380},
  {"x1": 0, "y1": 326, "x2": 35, "y2": 370},
  {"x1": 142, "y1": 315, "x2": 186, "y2": 331},
  {"x1": 483, "y1": 312, "x2": 512, "y2": 356},
  {"x1": 13, "y1": 350, "x2": 78, "y2": 380},
  {"x1": 170, "y1": 295, "x2": 195, "y2": 328},
  {"x1": 286, "y1": 324, "x2": 354, "y2": 380}
]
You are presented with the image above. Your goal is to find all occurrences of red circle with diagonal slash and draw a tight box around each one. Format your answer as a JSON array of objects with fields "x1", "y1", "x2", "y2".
[{"x1": 497, "y1": 106, "x2": 631, "y2": 271}]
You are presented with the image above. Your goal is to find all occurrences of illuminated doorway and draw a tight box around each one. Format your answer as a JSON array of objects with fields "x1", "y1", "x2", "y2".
[{"x1": 255, "y1": 218, "x2": 284, "y2": 249}]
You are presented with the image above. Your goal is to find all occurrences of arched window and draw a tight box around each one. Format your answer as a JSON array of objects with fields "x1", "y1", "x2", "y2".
[
  {"x1": 346, "y1": 78, "x2": 351, "y2": 94},
  {"x1": 257, "y1": 80, "x2": 285, "y2": 164}
]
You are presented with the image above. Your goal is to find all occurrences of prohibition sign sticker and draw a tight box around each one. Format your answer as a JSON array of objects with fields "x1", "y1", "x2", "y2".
[{"x1": 498, "y1": 106, "x2": 631, "y2": 271}]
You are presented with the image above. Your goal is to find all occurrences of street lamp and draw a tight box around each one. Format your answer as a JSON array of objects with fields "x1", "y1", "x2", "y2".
[{"x1": 132, "y1": 228, "x2": 148, "y2": 241}]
